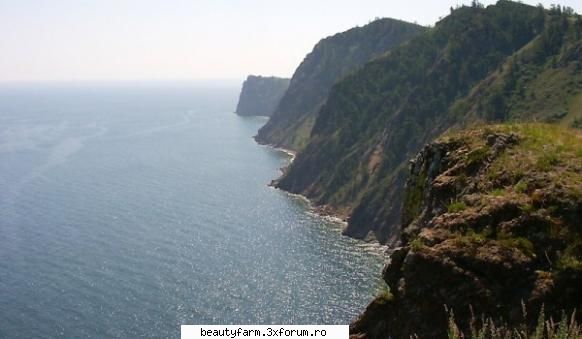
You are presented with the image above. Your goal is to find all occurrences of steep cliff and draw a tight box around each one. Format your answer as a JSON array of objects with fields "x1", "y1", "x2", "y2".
[
  {"x1": 350, "y1": 124, "x2": 582, "y2": 338},
  {"x1": 255, "y1": 18, "x2": 425, "y2": 150},
  {"x1": 235, "y1": 75, "x2": 290, "y2": 117},
  {"x1": 274, "y1": 2, "x2": 582, "y2": 244}
]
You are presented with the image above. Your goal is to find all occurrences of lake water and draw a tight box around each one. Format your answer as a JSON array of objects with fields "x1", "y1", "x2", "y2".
[{"x1": 0, "y1": 82, "x2": 384, "y2": 338}]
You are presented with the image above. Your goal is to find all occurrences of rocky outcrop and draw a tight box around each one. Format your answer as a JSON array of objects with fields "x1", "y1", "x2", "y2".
[
  {"x1": 350, "y1": 125, "x2": 582, "y2": 338},
  {"x1": 235, "y1": 75, "x2": 290, "y2": 117}
]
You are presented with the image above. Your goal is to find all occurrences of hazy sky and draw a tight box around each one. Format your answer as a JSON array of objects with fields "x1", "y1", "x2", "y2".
[{"x1": 1, "y1": 0, "x2": 580, "y2": 83}]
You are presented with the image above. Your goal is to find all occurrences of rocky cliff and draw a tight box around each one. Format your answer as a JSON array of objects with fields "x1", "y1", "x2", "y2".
[
  {"x1": 273, "y1": 2, "x2": 582, "y2": 244},
  {"x1": 350, "y1": 124, "x2": 582, "y2": 338},
  {"x1": 235, "y1": 75, "x2": 290, "y2": 117},
  {"x1": 255, "y1": 18, "x2": 425, "y2": 150}
]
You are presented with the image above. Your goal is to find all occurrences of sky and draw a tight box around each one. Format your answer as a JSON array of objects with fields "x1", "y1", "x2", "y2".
[{"x1": 0, "y1": 0, "x2": 581, "y2": 83}]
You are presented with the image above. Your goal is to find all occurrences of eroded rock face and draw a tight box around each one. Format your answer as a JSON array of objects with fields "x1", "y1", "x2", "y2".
[{"x1": 350, "y1": 126, "x2": 582, "y2": 339}]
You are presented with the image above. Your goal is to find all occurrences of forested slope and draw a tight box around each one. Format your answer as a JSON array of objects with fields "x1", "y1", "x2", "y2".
[
  {"x1": 255, "y1": 18, "x2": 425, "y2": 150},
  {"x1": 274, "y1": 2, "x2": 582, "y2": 244}
]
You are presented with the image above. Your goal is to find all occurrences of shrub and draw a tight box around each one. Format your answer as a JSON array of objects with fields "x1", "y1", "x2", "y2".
[
  {"x1": 515, "y1": 180, "x2": 528, "y2": 193},
  {"x1": 498, "y1": 237, "x2": 535, "y2": 257},
  {"x1": 410, "y1": 238, "x2": 426, "y2": 252},
  {"x1": 467, "y1": 147, "x2": 491, "y2": 165},
  {"x1": 375, "y1": 283, "x2": 394, "y2": 304},
  {"x1": 536, "y1": 153, "x2": 560, "y2": 171},
  {"x1": 520, "y1": 203, "x2": 535, "y2": 213},
  {"x1": 491, "y1": 188, "x2": 506, "y2": 196},
  {"x1": 448, "y1": 201, "x2": 468, "y2": 213}
]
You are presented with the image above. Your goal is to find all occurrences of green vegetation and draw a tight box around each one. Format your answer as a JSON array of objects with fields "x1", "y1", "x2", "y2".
[
  {"x1": 515, "y1": 180, "x2": 528, "y2": 193},
  {"x1": 402, "y1": 172, "x2": 427, "y2": 224},
  {"x1": 275, "y1": 1, "x2": 582, "y2": 244},
  {"x1": 352, "y1": 123, "x2": 581, "y2": 339},
  {"x1": 487, "y1": 123, "x2": 582, "y2": 189},
  {"x1": 375, "y1": 283, "x2": 394, "y2": 305},
  {"x1": 410, "y1": 237, "x2": 426, "y2": 251},
  {"x1": 498, "y1": 237, "x2": 535, "y2": 257},
  {"x1": 324, "y1": 3, "x2": 582, "y2": 337},
  {"x1": 491, "y1": 188, "x2": 505, "y2": 196},
  {"x1": 520, "y1": 203, "x2": 535, "y2": 213},
  {"x1": 448, "y1": 123, "x2": 580, "y2": 262},
  {"x1": 447, "y1": 201, "x2": 468, "y2": 213},
  {"x1": 458, "y1": 5, "x2": 582, "y2": 124},
  {"x1": 256, "y1": 18, "x2": 425, "y2": 151},
  {"x1": 536, "y1": 153, "x2": 560, "y2": 171},
  {"x1": 455, "y1": 231, "x2": 487, "y2": 247},
  {"x1": 451, "y1": 228, "x2": 535, "y2": 259},
  {"x1": 467, "y1": 147, "x2": 490, "y2": 165},
  {"x1": 558, "y1": 241, "x2": 582, "y2": 271}
]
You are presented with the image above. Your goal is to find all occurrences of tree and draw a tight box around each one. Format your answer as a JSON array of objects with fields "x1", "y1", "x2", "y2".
[
  {"x1": 485, "y1": 87, "x2": 507, "y2": 121},
  {"x1": 563, "y1": 6, "x2": 574, "y2": 15},
  {"x1": 576, "y1": 16, "x2": 582, "y2": 38},
  {"x1": 471, "y1": 0, "x2": 484, "y2": 9}
]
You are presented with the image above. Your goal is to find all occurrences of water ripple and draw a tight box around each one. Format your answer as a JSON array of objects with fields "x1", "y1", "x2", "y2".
[{"x1": 0, "y1": 85, "x2": 384, "y2": 339}]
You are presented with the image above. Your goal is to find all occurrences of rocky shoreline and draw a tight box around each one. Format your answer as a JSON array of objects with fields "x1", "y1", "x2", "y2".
[{"x1": 263, "y1": 142, "x2": 353, "y2": 227}]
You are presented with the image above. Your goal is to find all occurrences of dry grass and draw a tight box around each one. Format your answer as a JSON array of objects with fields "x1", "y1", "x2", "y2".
[{"x1": 446, "y1": 305, "x2": 582, "y2": 339}]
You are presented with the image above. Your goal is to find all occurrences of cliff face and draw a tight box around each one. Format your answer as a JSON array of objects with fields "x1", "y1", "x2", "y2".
[
  {"x1": 235, "y1": 75, "x2": 290, "y2": 117},
  {"x1": 350, "y1": 124, "x2": 582, "y2": 338},
  {"x1": 255, "y1": 18, "x2": 425, "y2": 150},
  {"x1": 274, "y1": 2, "x2": 582, "y2": 244}
]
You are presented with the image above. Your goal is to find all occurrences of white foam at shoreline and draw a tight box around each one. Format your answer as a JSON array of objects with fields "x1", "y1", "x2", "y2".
[{"x1": 260, "y1": 142, "x2": 389, "y2": 255}]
